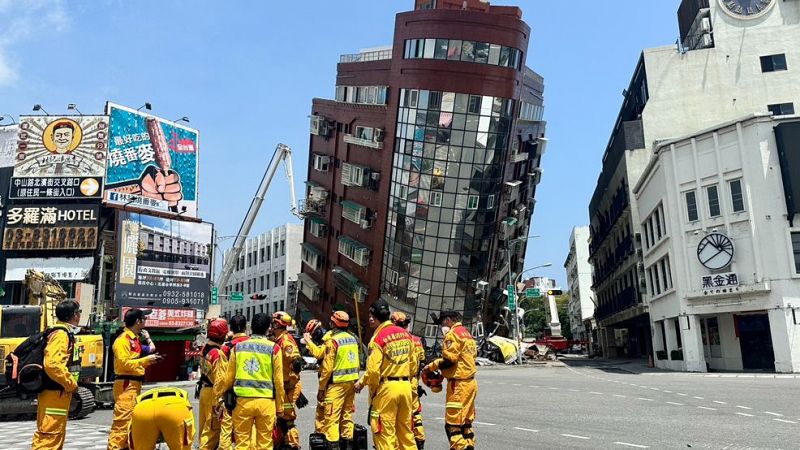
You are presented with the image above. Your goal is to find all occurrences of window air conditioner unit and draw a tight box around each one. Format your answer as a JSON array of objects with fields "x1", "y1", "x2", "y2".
[
  {"x1": 370, "y1": 172, "x2": 381, "y2": 181},
  {"x1": 701, "y1": 33, "x2": 713, "y2": 48},
  {"x1": 360, "y1": 219, "x2": 371, "y2": 229},
  {"x1": 700, "y1": 17, "x2": 711, "y2": 34},
  {"x1": 374, "y1": 128, "x2": 385, "y2": 142}
]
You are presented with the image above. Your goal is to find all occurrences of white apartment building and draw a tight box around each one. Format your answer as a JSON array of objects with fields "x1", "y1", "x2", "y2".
[
  {"x1": 565, "y1": 226, "x2": 595, "y2": 342},
  {"x1": 635, "y1": 114, "x2": 800, "y2": 373},
  {"x1": 221, "y1": 223, "x2": 303, "y2": 320},
  {"x1": 590, "y1": 0, "x2": 800, "y2": 363}
]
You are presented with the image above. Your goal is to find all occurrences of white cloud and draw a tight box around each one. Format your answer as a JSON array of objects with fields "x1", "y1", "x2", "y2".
[{"x1": 0, "y1": 0, "x2": 69, "y2": 87}]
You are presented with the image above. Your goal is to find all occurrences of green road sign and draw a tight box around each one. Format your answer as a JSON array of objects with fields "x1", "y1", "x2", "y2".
[
  {"x1": 211, "y1": 287, "x2": 219, "y2": 305},
  {"x1": 526, "y1": 288, "x2": 540, "y2": 298},
  {"x1": 231, "y1": 292, "x2": 244, "y2": 302},
  {"x1": 507, "y1": 284, "x2": 516, "y2": 310}
]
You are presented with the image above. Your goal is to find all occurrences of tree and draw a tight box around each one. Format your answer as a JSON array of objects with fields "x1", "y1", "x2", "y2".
[{"x1": 520, "y1": 292, "x2": 573, "y2": 340}]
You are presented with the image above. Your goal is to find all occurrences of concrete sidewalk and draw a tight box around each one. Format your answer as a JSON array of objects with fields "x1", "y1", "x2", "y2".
[{"x1": 560, "y1": 355, "x2": 800, "y2": 377}]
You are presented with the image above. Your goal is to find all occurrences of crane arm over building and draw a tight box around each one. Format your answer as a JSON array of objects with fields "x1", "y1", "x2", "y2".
[{"x1": 216, "y1": 143, "x2": 301, "y2": 294}]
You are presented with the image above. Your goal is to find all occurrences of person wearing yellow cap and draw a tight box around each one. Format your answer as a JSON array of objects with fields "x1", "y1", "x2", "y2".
[
  {"x1": 391, "y1": 311, "x2": 427, "y2": 450},
  {"x1": 271, "y1": 311, "x2": 305, "y2": 449},
  {"x1": 129, "y1": 387, "x2": 195, "y2": 450},
  {"x1": 318, "y1": 311, "x2": 360, "y2": 449}
]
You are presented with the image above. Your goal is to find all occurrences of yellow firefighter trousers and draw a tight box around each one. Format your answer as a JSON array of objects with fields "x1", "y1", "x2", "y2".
[
  {"x1": 369, "y1": 380, "x2": 415, "y2": 450},
  {"x1": 322, "y1": 381, "x2": 356, "y2": 443},
  {"x1": 129, "y1": 393, "x2": 195, "y2": 450},
  {"x1": 444, "y1": 378, "x2": 477, "y2": 450},
  {"x1": 199, "y1": 386, "x2": 232, "y2": 450},
  {"x1": 276, "y1": 382, "x2": 302, "y2": 448},
  {"x1": 232, "y1": 397, "x2": 276, "y2": 450},
  {"x1": 411, "y1": 387, "x2": 425, "y2": 443},
  {"x1": 31, "y1": 389, "x2": 72, "y2": 450},
  {"x1": 108, "y1": 379, "x2": 142, "y2": 450}
]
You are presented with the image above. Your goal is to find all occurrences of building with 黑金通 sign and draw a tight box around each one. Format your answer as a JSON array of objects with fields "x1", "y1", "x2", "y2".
[{"x1": 635, "y1": 114, "x2": 800, "y2": 374}]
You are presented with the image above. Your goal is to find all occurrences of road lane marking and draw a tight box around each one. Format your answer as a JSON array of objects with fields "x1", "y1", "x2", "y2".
[
  {"x1": 697, "y1": 406, "x2": 716, "y2": 411},
  {"x1": 713, "y1": 400, "x2": 727, "y2": 404},
  {"x1": 693, "y1": 396, "x2": 704, "y2": 400},
  {"x1": 636, "y1": 397, "x2": 654, "y2": 401},
  {"x1": 613, "y1": 394, "x2": 627, "y2": 398},
  {"x1": 773, "y1": 418, "x2": 797, "y2": 424},
  {"x1": 512, "y1": 383, "x2": 522, "y2": 386},
  {"x1": 529, "y1": 385, "x2": 540, "y2": 388},
  {"x1": 649, "y1": 388, "x2": 660, "y2": 391},
  {"x1": 473, "y1": 421, "x2": 496, "y2": 426},
  {"x1": 547, "y1": 387, "x2": 560, "y2": 390},
  {"x1": 736, "y1": 406, "x2": 752, "y2": 410},
  {"x1": 764, "y1": 412, "x2": 783, "y2": 417},
  {"x1": 615, "y1": 442, "x2": 649, "y2": 448},
  {"x1": 666, "y1": 402, "x2": 685, "y2": 406},
  {"x1": 589, "y1": 391, "x2": 604, "y2": 395},
  {"x1": 514, "y1": 427, "x2": 539, "y2": 433},
  {"x1": 663, "y1": 390, "x2": 673, "y2": 393},
  {"x1": 735, "y1": 412, "x2": 754, "y2": 417},
  {"x1": 676, "y1": 393, "x2": 688, "y2": 396},
  {"x1": 561, "y1": 434, "x2": 590, "y2": 440}
]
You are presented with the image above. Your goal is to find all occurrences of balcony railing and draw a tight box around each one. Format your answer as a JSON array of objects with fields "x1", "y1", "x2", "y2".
[
  {"x1": 344, "y1": 134, "x2": 383, "y2": 149},
  {"x1": 595, "y1": 287, "x2": 641, "y2": 320},
  {"x1": 340, "y1": 49, "x2": 393, "y2": 63}
]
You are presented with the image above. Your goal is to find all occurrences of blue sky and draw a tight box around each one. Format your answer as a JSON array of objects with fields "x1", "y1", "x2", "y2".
[{"x1": 0, "y1": 0, "x2": 681, "y2": 287}]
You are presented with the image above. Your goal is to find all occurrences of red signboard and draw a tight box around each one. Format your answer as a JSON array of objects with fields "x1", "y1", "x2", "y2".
[{"x1": 121, "y1": 307, "x2": 197, "y2": 329}]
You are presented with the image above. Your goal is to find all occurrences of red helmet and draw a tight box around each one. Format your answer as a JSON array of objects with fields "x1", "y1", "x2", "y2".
[
  {"x1": 421, "y1": 369, "x2": 444, "y2": 393},
  {"x1": 305, "y1": 319, "x2": 322, "y2": 334},
  {"x1": 330, "y1": 310, "x2": 350, "y2": 328},
  {"x1": 272, "y1": 311, "x2": 292, "y2": 328},
  {"x1": 208, "y1": 319, "x2": 229, "y2": 340}
]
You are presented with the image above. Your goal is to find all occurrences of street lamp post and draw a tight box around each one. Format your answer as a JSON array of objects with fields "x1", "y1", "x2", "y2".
[{"x1": 505, "y1": 235, "x2": 543, "y2": 364}]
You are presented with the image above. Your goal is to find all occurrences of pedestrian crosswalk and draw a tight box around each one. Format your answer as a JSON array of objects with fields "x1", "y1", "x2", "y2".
[{"x1": 3, "y1": 420, "x2": 111, "y2": 450}]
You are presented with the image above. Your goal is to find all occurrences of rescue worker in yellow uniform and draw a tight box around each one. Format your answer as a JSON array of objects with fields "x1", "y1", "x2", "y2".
[
  {"x1": 303, "y1": 319, "x2": 336, "y2": 433},
  {"x1": 31, "y1": 300, "x2": 82, "y2": 450},
  {"x1": 199, "y1": 319, "x2": 231, "y2": 450},
  {"x1": 354, "y1": 299, "x2": 416, "y2": 450},
  {"x1": 108, "y1": 308, "x2": 162, "y2": 450},
  {"x1": 423, "y1": 310, "x2": 477, "y2": 450},
  {"x1": 271, "y1": 311, "x2": 305, "y2": 449},
  {"x1": 391, "y1": 312, "x2": 427, "y2": 450},
  {"x1": 217, "y1": 313, "x2": 286, "y2": 450},
  {"x1": 129, "y1": 387, "x2": 195, "y2": 450},
  {"x1": 318, "y1": 311, "x2": 359, "y2": 449},
  {"x1": 217, "y1": 314, "x2": 250, "y2": 449}
]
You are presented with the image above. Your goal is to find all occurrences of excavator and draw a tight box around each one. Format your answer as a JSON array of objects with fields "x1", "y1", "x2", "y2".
[{"x1": 0, "y1": 270, "x2": 103, "y2": 419}]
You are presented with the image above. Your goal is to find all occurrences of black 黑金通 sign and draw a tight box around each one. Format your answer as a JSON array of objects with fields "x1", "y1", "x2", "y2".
[{"x1": 2, "y1": 204, "x2": 99, "y2": 251}]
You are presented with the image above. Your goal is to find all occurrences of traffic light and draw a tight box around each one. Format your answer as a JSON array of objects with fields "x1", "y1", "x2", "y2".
[
  {"x1": 250, "y1": 294, "x2": 267, "y2": 300},
  {"x1": 546, "y1": 289, "x2": 563, "y2": 296}
]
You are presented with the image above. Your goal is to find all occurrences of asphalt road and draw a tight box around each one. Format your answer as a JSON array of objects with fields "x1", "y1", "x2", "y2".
[{"x1": 77, "y1": 361, "x2": 800, "y2": 449}]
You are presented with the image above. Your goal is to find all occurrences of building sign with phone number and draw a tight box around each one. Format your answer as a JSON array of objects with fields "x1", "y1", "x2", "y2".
[{"x1": 121, "y1": 307, "x2": 197, "y2": 329}]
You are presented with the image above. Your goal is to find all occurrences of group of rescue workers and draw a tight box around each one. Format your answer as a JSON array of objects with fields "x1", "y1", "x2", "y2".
[{"x1": 30, "y1": 297, "x2": 477, "y2": 450}]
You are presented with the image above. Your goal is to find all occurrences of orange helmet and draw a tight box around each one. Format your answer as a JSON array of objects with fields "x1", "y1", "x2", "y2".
[
  {"x1": 207, "y1": 319, "x2": 229, "y2": 340},
  {"x1": 272, "y1": 311, "x2": 292, "y2": 328},
  {"x1": 421, "y1": 369, "x2": 444, "y2": 393},
  {"x1": 331, "y1": 310, "x2": 350, "y2": 328},
  {"x1": 390, "y1": 311, "x2": 411, "y2": 328},
  {"x1": 305, "y1": 319, "x2": 322, "y2": 335}
]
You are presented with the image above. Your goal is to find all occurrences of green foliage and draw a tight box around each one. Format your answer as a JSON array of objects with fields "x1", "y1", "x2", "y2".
[{"x1": 520, "y1": 291, "x2": 573, "y2": 340}]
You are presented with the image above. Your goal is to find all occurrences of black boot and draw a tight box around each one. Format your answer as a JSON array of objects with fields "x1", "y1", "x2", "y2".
[
  {"x1": 339, "y1": 440, "x2": 354, "y2": 450},
  {"x1": 416, "y1": 439, "x2": 425, "y2": 449},
  {"x1": 328, "y1": 442, "x2": 340, "y2": 450}
]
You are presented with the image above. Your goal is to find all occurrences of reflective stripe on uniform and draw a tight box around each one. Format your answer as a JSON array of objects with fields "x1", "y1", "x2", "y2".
[
  {"x1": 45, "y1": 408, "x2": 68, "y2": 416},
  {"x1": 233, "y1": 379, "x2": 274, "y2": 390},
  {"x1": 445, "y1": 402, "x2": 463, "y2": 409}
]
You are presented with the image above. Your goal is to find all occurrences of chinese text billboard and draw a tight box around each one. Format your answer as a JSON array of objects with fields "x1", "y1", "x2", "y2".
[
  {"x1": 116, "y1": 211, "x2": 212, "y2": 308},
  {"x1": 120, "y1": 307, "x2": 197, "y2": 329},
  {"x1": 105, "y1": 103, "x2": 199, "y2": 218},
  {"x1": 2, "y1": 204, "x2": 99, "y2": 251},
  {"x1": 11, "y1": 116, "x2": 107, "y2": 199}
]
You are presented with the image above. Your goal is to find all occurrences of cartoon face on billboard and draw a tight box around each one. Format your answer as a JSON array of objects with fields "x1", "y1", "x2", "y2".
[{"x1": 45, "y1": 119, "x2": 82, "y2": 155}]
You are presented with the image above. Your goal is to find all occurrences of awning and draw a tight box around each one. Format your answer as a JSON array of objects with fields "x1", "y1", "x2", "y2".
[
  {"x1": 4, "y1": 257, "x2": 94, "y2": 281},
  {"x1": 309, "y1": 216, "x2": 327, "y2": 225},
  {"x1": 301, "y1": 242, "x2": 323, "y2": 256},
  {"x1": 297, "y1": 272, "x2": 319, "y2": 288},
  {"x1": 340, "y1": 200, "x2": 365, "y2": 211},
  {"x1": 305, "y1": 180, "x2": 321, "y2": 188},
  {"x1": 339, "y1": 235, "x2": 367, "y2": 249},
  {"x1": 504, "y1": 180, "x2": 523, "y2": 188},
  {"x1": 332, "y1": 266, "x2": 360, "y2": 285},
  {"x1": 503, "y1": 217, "x2": 519, "y2": 226}
]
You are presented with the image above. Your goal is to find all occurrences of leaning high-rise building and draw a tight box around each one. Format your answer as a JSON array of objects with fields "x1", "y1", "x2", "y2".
[{"x1": 297, "y1": 0, "x2": 546, "y2": 341}]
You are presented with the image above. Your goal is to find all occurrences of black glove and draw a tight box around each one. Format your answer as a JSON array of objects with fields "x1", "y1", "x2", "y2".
[
  {"x1": 417, "y1": 385, "x2": 427, "y2": 397},
  {"x1": 296, "y1": 392, "x2": 309, "y2": 409},
  {"x1": 194, "y1": 382, "x2": 201, "y2": 400},
  {"x1": 292, "y1": 358, "x2": 305, "y2": 374}
]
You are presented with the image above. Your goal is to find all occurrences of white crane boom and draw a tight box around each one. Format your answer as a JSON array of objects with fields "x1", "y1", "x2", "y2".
[{"x1": 216, "y1": 143, "x2": 301, "y2": 293}]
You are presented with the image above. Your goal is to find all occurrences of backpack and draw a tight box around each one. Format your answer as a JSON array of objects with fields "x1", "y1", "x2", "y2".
[{"x1": 5, "y1": 327, "x2": 74, "y2": 395}]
